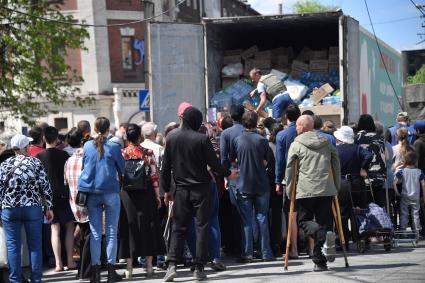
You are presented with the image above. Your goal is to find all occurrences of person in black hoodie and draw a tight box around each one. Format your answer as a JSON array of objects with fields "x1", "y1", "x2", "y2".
[
  {"x1": 161, "y1": 107, "x2": 238, "y2": 282},
  {"x1": 36, "y1": 126, "x2": 74, "y2": 272}
]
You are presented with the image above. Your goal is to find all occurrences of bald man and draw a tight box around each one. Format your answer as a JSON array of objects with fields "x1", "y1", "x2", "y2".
[{"x1": 285, "y1": 115, "x2": 340, "y2": 271}]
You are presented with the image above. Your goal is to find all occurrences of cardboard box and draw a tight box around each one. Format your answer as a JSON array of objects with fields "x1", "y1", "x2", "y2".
[
  {"x1": 309, "y1": 60, "x2": 329, "y2": 71},
  {"x1": 311, "y1": 83, "x2": 335, "y2": 105},
  {"x1": 255, "y1": 50, "x2": 273, "y2": 61},
  {"x1": 224, "y1": 49, "x2": 243, "y2": 56},
  {"x1": 274, "y1": 55, "x2": 289, "y2": 68},
  {"x1": 329, "y1": 46, "x2": 339, "y2": 55},
  {"x1": 272, "y1": 47, "x2": 287, "y2": 56},
  {"x1": 311, "y1": 50, "x2": 328, "y2": 60},
  {"x1": 244, "y1": 59, "x2": 256, "y2": 76},
  {"x1": 253, "y1": 58, "x2": 272, "y2": 69},
  {"x1": 328, "y1": 54, "x2": 339, "y2": 64},
  {"x1": 296, "y1": 46, "x2": 312, "y2": 62},
  {"x1": 292, "y1": 60, "x2": 309, "y2": 71},
  {"x1": 223, "y1": 55, "x2": 241, "y2": 65},
  {"x1": 241, "y1": 45, "x2": 259, "y2": 60}
]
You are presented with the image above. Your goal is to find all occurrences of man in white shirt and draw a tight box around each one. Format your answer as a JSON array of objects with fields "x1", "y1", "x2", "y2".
[{"x1": 141, "y1": 122, "x2": 164, "y2": 168}]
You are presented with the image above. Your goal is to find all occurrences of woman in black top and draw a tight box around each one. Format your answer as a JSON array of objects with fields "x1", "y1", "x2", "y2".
[{"x1": 354, "y1": 114, "x2": 387, "y2": 207}]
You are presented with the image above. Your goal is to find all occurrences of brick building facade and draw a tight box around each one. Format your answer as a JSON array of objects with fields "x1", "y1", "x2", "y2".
[{"x1": 1, "y1": 0, "x2": 258, "y2": 136}]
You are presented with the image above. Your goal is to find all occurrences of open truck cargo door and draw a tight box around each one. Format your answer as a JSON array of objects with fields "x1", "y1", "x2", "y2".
[
  {"x1": 341, "y1": 16, "x2": 360, "y2": 125},
  {"x1": 146, "y1": 22, "x2": 206, "y2": 131}
]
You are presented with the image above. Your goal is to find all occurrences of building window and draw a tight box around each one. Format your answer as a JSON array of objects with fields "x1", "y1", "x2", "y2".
[
  {"x1": 0, "y1": 121, "x2": 4, "y2": 132},
  {"x1": 54, "y1": 118, "x2": 68, "y2": 131},
  {"x1": 121, "y1": 37, "x2": 134, "y2": 70},
  {"x1": 187, "y1": 0, "x2": 191, "y2": 7},
  {"x1": 193, "y1": 0, "x2": 197, "y2": 10}
]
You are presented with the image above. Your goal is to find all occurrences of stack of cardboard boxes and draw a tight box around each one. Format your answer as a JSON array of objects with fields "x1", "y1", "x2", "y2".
[{"x1": 221, "y1": 45, "x2": 339, "y2": 88}]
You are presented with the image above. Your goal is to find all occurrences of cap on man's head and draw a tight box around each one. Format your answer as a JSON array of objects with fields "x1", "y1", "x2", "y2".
[
  {"x1": 414, "y1": 120, "x2": 425, "y2": 131},
  {"x1": 10, "y1": 134, "x2": 33, "y2": 150},
  {"x1": 178, "y1": 102, "x2": 193, "y2": 118},
  {"x1": 397, "y1": 112, "x2": 408, "y2": 119}
]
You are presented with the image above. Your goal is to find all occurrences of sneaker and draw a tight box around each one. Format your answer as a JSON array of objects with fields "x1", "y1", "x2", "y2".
[
  {"x1": 193, "y1": 265, "x2": 207, "y2": 281},
  {"x1": 238, "y1": 256, "x2": 253, "y2": 263},
  {"x1": 313, "y1": 263, "x2": 328, "y2": 272},
  {"x1": 163, "y1": 265, "x2": 177, "y2": 282},
  {"x1": 210, "y1": 259, "x2": 226, "y2": 271},
  {"x1": 322, "y1": 231, "x2": 336, "y2": 262}
]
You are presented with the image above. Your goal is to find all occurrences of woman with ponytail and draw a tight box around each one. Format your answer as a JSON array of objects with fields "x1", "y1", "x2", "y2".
[
  {"x1": 78, "y1": 117, "x2": 125, "y2": 283},
  {"x1": 393, "y1": 127, "x2": 414, "y2": 172}
]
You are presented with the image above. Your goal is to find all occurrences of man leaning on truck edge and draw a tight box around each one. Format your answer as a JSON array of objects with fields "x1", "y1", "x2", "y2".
[{"x1": 249, "y1": 68, "x2": 294, "y2": 119}]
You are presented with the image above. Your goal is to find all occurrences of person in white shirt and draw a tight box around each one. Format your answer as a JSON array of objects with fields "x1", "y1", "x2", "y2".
[{"x1": 141, "y1": 122, "x2": 164, "y2": 168}]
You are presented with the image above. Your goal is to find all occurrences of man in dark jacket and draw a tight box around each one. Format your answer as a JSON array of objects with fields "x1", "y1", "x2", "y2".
[
  {"x1": 230, "y1": 110, "x2": 273, "y2": 261},
  {"x1": 413, "y1": 120, "x2": 425, "y2": 237},
  {"x1": 161, "y1": 107, "x2": 238, "y2": 281}
]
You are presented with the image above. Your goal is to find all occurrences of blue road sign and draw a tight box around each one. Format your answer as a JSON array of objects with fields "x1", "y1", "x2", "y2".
[{"x1": 139, "y1": 89, "x2": 150, "y2": 112}]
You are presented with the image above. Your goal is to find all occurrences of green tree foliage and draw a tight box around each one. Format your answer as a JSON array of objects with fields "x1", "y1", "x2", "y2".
[
  {"x1": 407, "y1": 65, "x2": 425, "y2": 84},
  {"x1": 0, "y1": 0, "x2": 91, "y2": 124},
  {"x1": 293, "y1": 0, "x2": 339, "y2": 13}
]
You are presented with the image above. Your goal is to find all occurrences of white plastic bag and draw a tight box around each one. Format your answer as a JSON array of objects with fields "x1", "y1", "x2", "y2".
[
  {"x1": 284, "y1": 79, "x2": 308, "y2": 104},
  {"x1": 222, "y1": 63, "x2": 243, "y2": 77},
  {"x1": 0, "y1": 226, "x2": 7, "y2": 268}
]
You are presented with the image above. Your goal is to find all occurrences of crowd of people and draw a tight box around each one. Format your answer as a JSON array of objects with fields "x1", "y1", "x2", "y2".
[{"x1": 0, "y1": 101, "x2": 424, "y2": 283}]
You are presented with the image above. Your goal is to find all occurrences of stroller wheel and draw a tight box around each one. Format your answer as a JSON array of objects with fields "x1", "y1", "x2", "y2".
[{"x1": 384, "y1": 243, "x2": 392, "y2": 251}]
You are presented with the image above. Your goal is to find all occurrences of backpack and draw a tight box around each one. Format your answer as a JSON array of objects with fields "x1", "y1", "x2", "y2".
[{"x1": 123, "y1": 149, "x2": 150, "y2": 191}]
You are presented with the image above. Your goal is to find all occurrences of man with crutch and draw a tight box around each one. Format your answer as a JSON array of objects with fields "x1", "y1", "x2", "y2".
[{"x1": 285, "y1": 115, "x2": 341, "y2": 271}]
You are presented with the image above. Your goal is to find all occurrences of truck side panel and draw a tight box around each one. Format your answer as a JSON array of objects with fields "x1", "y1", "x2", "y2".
[
  {"x1": 359, "y1": 26, "x2": 402, "y2": 127},
  {"x1": 147, "y1": 22, "x2": 206, "y2": 130}
]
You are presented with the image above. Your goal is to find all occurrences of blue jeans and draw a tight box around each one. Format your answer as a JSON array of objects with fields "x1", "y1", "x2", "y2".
[
  {"x1": 272, "y1": 93, "x2": 294, "y2": 119},
  {"x1": 187, "y1": 182, "x2": 221, "y2": 260},
  {"x1": 87, "y1": 192, "x2": 120, "y2": 265},
  {"x1": 1, "y1": 206, "x2": 43, "y2": 283},
  {"x1": 238, "y1": 192, "x2": 273, "y2": 259}
]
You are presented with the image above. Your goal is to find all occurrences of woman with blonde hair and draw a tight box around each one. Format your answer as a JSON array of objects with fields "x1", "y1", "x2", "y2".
[{"x1": 392, "y1": 127, "x2": 414, "y2": 172}]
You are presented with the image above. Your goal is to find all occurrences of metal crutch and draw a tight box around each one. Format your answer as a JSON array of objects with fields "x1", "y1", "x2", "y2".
[
  {"x1": 332, "y1": 196, "x2": 350, "y2": 268},
  {"x1": 284, "y1": 159, "x2": 298, "y2": 271}
]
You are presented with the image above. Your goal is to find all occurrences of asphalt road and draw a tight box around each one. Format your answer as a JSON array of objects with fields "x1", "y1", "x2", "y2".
[{"x1": 40, "y1": 240, "x2": 425, "y2": 283}]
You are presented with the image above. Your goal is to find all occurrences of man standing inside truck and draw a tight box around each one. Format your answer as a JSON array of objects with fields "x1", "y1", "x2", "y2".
[{"x1": 249, "y1": 68, "x2": 294, "y2": 119}]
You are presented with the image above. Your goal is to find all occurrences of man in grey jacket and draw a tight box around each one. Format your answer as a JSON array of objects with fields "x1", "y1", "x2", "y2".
[{"x1": 285, "y1": 115, "x2": 341, "y2": 271}]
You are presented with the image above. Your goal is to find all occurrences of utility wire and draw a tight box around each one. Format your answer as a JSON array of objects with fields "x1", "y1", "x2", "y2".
[
  {"x1": 0, "y1": 0, "x2": 186, "y2": 28},
  {"x1": 409, "y1": 0, "x2": 425, "y2": 17},
  {"x1": 363, "y1": 0, "x2": 403, "y2": 110},
  {"x1": 363, "y1": 15, "x2": 420, "y2": 26}
]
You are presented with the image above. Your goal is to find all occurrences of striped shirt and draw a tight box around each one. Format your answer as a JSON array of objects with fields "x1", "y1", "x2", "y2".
[{"x1": 64, "y1": 148, "x2": 89, "y2": 223}]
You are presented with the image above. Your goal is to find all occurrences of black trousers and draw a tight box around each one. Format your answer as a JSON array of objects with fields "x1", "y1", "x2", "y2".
[
  {"x1": 77, "y1": 222, "x2": 91, "y2": 279},
  {"x1": 339, "y1": 176, "x2": 368, "y2": 244},
  {"x1": 167, "y1": 185, "x2": 211, "y2": 266},
  {"x1": 269, "y1": 192, "x2": 283, "y2": 256},
  {"x1": 297, "y1": 196, "x2": 333, "y2": 265}
]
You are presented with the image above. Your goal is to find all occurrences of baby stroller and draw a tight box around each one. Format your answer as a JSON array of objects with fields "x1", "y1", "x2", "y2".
[{"x1": 349, "y1": 185, "x2": 394, "y2": 253}]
